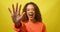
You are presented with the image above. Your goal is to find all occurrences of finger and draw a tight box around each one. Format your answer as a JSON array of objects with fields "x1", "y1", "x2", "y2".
[
  {"x1": 21, "y1": 12, "x2": 25, "y2": 17},
  {"x1": 16, "y1": 3, "x2": 18, "y2": 12},
  {"x1": 19, "y1": 4, "x2": 21, "y2": 13},
  {"x1": 8, "y1": 8, "x2": 12, "y2": 13},
  {"x1": 18, "y1": 12, "x2": 25, "y2": 21},
  {"x1": 12, "y1": 4, "x2": 15, "y2": 13}
]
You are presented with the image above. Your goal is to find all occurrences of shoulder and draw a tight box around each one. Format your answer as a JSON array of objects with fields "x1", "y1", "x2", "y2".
[
  {"x1": 40, "y1": 22, "x2": 45, "y2": 25},
  {"x1": 40, "y1": 22, "x2": 46, "y2": 30},
  {"x1": 41, "y1": 22, "x2": 46, "y2": 27},
  {"x1": 38, "y1": 22, "x2": 46, "y2": 27}
]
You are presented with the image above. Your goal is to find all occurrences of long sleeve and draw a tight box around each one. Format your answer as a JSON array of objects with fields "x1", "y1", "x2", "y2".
[
  {"x1": 42, "y1": 24, "x2": 46, "y2": 32},
  {"x1": 13, "y1": 23, "x2": 27, "y2": 32}
]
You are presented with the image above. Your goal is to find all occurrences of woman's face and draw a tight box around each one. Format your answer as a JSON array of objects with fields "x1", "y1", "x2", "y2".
[{"x1": 26, "y1": 4, "x2": 35, "y2": 20}]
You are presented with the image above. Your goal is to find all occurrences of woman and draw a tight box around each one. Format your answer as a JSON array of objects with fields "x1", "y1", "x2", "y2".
[{"x1": 8, "y1": 2, "x2": 46, "y2": 32}]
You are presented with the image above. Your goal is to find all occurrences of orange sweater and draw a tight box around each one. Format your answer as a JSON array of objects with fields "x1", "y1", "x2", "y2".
[{"x1": 13, "y1": 21, "x2": 46, "y2": 32}]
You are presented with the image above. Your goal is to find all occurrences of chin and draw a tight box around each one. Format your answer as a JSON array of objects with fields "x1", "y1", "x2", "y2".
[{"x1": 29, "y1": 18, "x2": 34, "y2": 20}]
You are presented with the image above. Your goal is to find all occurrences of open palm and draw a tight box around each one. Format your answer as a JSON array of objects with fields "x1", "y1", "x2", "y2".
[{"x1": 8, "y1": 3, "x2": 25, "y2": 26}]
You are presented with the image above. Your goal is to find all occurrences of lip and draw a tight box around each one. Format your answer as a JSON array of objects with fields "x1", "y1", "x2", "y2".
[{"x1": 29, "y1": 13, "x2": 33, "y2": 16}]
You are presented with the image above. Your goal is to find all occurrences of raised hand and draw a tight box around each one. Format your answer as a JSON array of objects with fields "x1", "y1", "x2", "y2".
[{"x1": 8, "y1": 3, "x2": 25, "y2": 26}]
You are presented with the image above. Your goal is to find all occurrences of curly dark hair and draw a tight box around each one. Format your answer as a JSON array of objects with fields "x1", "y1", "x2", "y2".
[{"x1": 22, "y1": 2, "x2": 42, "y2": 22}]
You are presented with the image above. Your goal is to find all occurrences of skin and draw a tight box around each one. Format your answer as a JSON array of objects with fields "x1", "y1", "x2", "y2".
[
  {"x1": 8, "y1": 3, "x2": 35, "y2": 26},
  {"x1": 26, "y1": 4, "x2": 35, "y2": 22}
]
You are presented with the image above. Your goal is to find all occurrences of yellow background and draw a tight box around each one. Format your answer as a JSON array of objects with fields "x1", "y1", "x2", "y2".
[{"x1": 0, "y1": 0, "x2": 60, "y2": 32}]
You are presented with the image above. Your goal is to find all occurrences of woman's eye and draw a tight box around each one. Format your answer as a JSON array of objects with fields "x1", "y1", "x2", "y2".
[
  {"x1": 27, "y1": 8, "x2": 35, "y2": 11},
  {"x1": 27, "y1": 9, "x2": 30, "y2": 11}
]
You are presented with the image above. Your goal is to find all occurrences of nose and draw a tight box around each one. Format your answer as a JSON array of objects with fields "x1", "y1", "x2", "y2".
[{"x1": 29, "y1": 9, "x2": 33, "y2": 13}]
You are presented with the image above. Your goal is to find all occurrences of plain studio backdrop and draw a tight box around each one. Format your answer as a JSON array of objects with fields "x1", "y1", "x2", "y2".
[{"x1": 0, "y1": 0, "x2": 60, "y2": 32}]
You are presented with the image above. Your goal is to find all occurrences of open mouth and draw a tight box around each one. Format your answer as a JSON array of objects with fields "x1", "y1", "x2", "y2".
[{"x1": 29, "y1": 13, "x2": 33, "y2": 16}]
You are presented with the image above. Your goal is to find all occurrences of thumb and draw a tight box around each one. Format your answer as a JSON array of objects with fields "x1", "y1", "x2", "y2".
[
  {"x1": 21, "y1": 12, "x2": 25, "y2": 17},
  {"x1": 16, "y1": 12, "x2": 25, "y2": 21},
  {"x1": 20, "y1": 12, "x2": 26, "y2": 18}
]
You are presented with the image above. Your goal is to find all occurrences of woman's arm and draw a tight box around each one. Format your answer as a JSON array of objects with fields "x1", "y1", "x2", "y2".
[
  {"x1": 8, "y1": 3, "x2": 26, "y2": 32},
  {"x1": 13, "y1": 22, "x2": 27, "y2": 32},
  {"x1": 42, "y1": 23, "x2": 46, "y2": 32},
  {"x1": 8, "y1": 3, "x2": 25, "y2": 27}
]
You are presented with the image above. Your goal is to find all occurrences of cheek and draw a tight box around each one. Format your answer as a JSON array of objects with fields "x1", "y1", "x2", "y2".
[{"x1": 27, "y1": 11, "x2": 29, "y2": 16}]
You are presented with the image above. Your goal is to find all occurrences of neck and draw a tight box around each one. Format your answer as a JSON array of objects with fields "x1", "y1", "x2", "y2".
[{"x1": 29, "y1": 19, "x2": 36, "y2": 22}]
